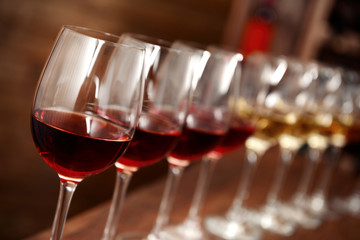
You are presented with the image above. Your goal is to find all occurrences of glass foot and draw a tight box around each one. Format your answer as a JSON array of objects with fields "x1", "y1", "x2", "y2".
[
  {"x1": 159, "y1": 218, "x2": 209, "y2": 240},
  {"x1": 259, "y1": 203, "x2": 297, "y2": 236},
  {"x1": 116, "y1": 231, "x2": 170, "y2": 240},
  {"x1": 281, "y1": 202, "x2": 322, "y2": 229},
  {"x1": 332, "y1": 195, "x2": 360, "y2": 218},
  {"x1": 307, "y1": 195, "x2": 338, "y2": 221},
  {"x1": 204, "y1": 214, "x2": 262, "y2": 240}
]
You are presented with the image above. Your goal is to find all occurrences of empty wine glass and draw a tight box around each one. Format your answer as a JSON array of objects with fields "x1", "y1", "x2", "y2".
[
  {"x1": 204, "y1": 52, "x2": 278, "y2": 240},
  {"x1": 101, "y1": 33, "x2": 198, "y2": 240},
  {"x1": 30, "y1": 25, "x2": 146, "y2": 240}
]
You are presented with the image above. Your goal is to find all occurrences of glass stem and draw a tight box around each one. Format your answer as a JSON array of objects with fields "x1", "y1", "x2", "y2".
[
  {"x1": 348, "y1": 177, "x2": 360, "y2": 213},
  {"x1": 266, "y1": 148, "x2": 293, "y2": 206},
  {"x1": 50, "y1": 180, "x2": 78, "y2": 240},
  {"x1": 312, "y1": 146, "x2": 341, "y2": 202},
  {"x1": 226, "y1": 148, "x2": 260, "y2": 221},
  {"x1": 183, "y1": 156, "x2": 218, "y2": 227},
  {"x1": 352, "y1": 177, "x2": 360, "y2": 197},
  {"x1": 149, "y1": 163, "x2": 185, "y2": 238},
  {"x1": 102, "y1": 169, "x2": 133, "y2": 240},
  {"x1": 293, "y1": 147, "x2": 322, "y2": 205}
]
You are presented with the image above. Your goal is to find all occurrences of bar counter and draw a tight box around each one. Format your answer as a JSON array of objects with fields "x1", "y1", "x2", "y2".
[{"x1": 25, "y1": 147, "x2": 360, "y2": 240}]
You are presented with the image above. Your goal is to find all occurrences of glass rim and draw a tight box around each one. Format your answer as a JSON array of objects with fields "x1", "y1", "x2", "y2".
[
  {"x1": 122, "y1": 32, "x2": 172, "y2": 48},
  {"x1": 62, "y1": 25, "x2": 146, "y2": 52},
  {"x1": 173, "y1": 40, "x2": 243, "y2": 61},
  {"x1": 121, "y1": 32, "x2": 205, "y2": 56}
]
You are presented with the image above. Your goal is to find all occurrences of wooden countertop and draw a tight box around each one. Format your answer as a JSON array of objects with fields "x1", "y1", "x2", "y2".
[{"x1": 25, "y1": 147, "x2": 360, "y2": 240}]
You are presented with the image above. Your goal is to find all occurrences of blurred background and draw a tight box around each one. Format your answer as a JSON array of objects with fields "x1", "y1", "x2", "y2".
[{"x1": 0, "y1": 0, "x2": 359, "y2": 239}]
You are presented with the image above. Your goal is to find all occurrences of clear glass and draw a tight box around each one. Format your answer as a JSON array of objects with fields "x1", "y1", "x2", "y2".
[
  {"x1": 101, "y1": 34, "x2": 198, "y2": 240},
  {"x1": 288, "y1": 147, "x2": 326, "y2": 229},
  {"x1": 30, "y1": 25, "x2": 145, "y2": 240}
]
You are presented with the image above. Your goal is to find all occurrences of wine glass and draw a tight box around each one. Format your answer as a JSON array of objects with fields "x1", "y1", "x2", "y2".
[
  {"x1": 204, "y1": 52, "x2": 279, "y2": 240},
  {"x1": 249, "y1": 55, "x2": 315, "y2": 236},
  {"x1": 144, "y1": 43, "x2": 242, "y2": 240},
  {"x1": 30, "y1": 25, "x2": 146, "y2": 240},
  {"x1": 101, "y1": 33, "x2": 199, "y2": 240},
  {"x1": 279, "y1": 63, "x2": 339, "y2": 229},
  {"x1": 300, "y1": 67, "x2": 359, "y2": 222}
]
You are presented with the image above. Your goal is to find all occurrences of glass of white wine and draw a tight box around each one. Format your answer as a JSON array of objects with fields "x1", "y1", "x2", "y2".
[{"x1": 300, "y1": 66, "x2": 359, "y2": 222}]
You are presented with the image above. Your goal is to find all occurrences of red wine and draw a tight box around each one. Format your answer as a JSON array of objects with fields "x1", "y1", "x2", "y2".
[
  {"x1": 31, "y1": 109, "x2": 131, "y2": 180},
  {"x1": 209, "y1": 124, "x2": 255, "y2": 158},
  {"x1": 117, "y1": 113, "x2": 181, "y2": 169},
  {"x1": 169, "y1": 111, "x2": 227, "y2": 162}
]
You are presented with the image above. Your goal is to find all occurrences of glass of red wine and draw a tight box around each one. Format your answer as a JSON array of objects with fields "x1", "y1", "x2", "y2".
[
  {"x1": 30, "y1": 25, "x2": 146, "y2": 240},
  {"x1": 144, "y1": 44, "x2": 243, "y2": 240},
  {"x1": 101, "y1": 33, "x2": 201, "y2": 240}
]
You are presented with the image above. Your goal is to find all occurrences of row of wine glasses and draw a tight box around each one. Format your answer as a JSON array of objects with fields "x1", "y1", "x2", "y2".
[
  {"x1": 281, "y1": 64, "x2": 354, "y2": 229},
  {"x1": 112, "y1": 39, "x2": 244, "y2": 240},
  {"x1": 206, "y1": 53, "x2": 315, "y2": 239},
  {"x1": 205, "y1": 53, "x2": 360, "y2": 240},
  {"x1": 277, "y1": 64, "x2": 360, "y2": 232},
  {"x1": 101, "y1": 33, "x2": 198, "y2": 240},
  {"x1": 103, "y1": 35, "x2": 243, "y2": 240},
  {"x1": 31, "y1": 25, "x2": 246, "y2": 240},
  {"x1": 31, "y1": 25, "x2": 360, "y2": 240}
]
